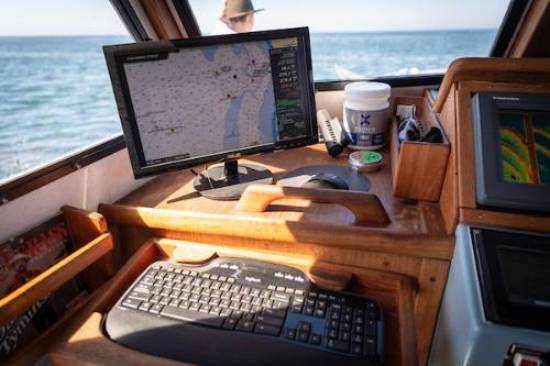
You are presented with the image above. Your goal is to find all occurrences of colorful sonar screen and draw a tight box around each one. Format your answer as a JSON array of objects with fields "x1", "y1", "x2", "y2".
[{"x1": 499, "y1": 111, "x2": 550, "y2": 185}]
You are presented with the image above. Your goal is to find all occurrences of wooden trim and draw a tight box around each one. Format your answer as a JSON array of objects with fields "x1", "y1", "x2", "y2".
[
  {"x1": 99, "y1": 204, "x2": 453, "y2": 259},
  {"x1": 506, "y1": 1, "x2": 550, "y2": 57},
  {"x1": 396, "y1": 276, "x2": 419, "y2": 366},
  {"x1": 460, "y1": 207, "x2": 550, "y2": 232},
  {"x1": 455, "y1": 86, "x2": 477, "y2": 209},
  {"x1": 236, "y1": 185, "x2": 390, "y2": 226},
  {"x1": 63, "y1": 206, "x2": 113, "y2": 290},
  {"x1": 140, "y1": 0, "x2": 183, "y2": 40},
  {"x1": 433, "y1": 57, "x2": 550, "y2": 112},
  {"x1": 0, "y1": 233, "x2": 113, "y2": 325},
  {"x1": 414, "y1": 259, "x2": 449, "y2": 366}
]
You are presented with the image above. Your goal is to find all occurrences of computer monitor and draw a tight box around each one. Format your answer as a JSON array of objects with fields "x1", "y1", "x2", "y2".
[
  {"x1": 104, "y1": 28, "x2": 318, "y2": 199},
  {"x1": 472, "y1": 92, "x2": 550, "y2": 213}
]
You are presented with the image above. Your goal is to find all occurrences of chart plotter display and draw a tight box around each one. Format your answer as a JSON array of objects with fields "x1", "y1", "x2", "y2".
[
  {"x1": 499, "y1": 111, "x2": 550, "y2": 186},
  {"x1": 104, "y1": 29, "x2": 317, "y2": 177}
]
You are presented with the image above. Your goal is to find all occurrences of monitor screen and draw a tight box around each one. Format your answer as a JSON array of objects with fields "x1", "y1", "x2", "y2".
[
  {"x1": 499, "y1": 110, "x2": 550, "y2": 186},
  {"x1": 104, "y1": 28, "x2": 317, "y2": 177},
  {"x1": 472, "y1": 92, "x2": 550, "y2": 213}
]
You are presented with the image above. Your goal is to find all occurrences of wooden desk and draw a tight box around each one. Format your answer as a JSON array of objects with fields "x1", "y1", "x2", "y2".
[
  {"x1": 119, "y1": 143, "x2": 447, "y2": 235},
  {"x1": 100, "y1": 143, "x2": 453, "y2": 365}
]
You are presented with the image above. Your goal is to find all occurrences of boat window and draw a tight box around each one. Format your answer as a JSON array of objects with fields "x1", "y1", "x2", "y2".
[
  {"x1": 188, "y1": 0, "x2": 512, "y2": 81},
  {"x1": 0, "y1": 2, "x2": 131, "y2": 183}
]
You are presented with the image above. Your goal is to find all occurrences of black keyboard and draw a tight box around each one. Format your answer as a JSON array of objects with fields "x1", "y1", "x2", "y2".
[{"x1": 105, "y1": 257, "x2": 384, "y2": 366}]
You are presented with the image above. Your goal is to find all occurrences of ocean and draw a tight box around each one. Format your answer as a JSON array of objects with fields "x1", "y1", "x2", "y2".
[{"x1": 0, "y1": 30, "x2": 496, "y2": 181}]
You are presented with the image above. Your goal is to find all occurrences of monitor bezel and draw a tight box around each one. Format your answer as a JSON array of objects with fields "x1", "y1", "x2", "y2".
[
  {"x1": 472, "y1": 92, "x2": 550, "y2": 213},
  {"x1": 103, "y1": 27, "x2": 318, "y2": 178}
]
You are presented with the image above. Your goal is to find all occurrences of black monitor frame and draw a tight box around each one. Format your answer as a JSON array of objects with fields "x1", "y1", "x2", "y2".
[
  {"x1": 472, "y1": 92, "x2": 550, "y2": 213},
  {"x1": 103, "y1": 27, "x2": 318, "y2": 178},
  {"x1": 472, "y1": 227, "x2": 550, "y2": 332}
]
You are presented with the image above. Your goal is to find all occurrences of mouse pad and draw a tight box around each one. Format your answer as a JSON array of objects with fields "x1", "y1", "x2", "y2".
[{"x1": 277, "y1": 165, "x2": 370, "y2": 191}]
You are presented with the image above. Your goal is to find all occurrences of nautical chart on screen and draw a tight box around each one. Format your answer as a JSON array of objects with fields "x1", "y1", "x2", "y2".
[{"x1": 123, "y1": 40, "x2": 284, "y2": 165}]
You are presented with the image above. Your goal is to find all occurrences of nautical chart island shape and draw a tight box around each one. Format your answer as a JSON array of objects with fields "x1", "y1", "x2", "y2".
[{"x1": 124, "y1": 41, "x2": 277, "y2": 164}]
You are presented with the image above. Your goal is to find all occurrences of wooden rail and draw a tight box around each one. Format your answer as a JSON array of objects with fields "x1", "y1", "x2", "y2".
[
  {"x1": 99, "y1": 203, "x2": 453, "y2": 260},
  {"x1": 0, "y1": 232, "x2": 114, "y2": 325},
  {"x1": 236, "y1": 185, "x2": 390, "y2": 226}
]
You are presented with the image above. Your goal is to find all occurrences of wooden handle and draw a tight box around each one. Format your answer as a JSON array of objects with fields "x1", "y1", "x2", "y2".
[
  {"x1": 0, "y1": 232, "x2": 114, "y2": 326},
  {"x1": 236, "y1": 185, "x2": 390, "y2": 226},
  {"x1": 307, "y1": 266, "x2": 352, "y2": 291}
]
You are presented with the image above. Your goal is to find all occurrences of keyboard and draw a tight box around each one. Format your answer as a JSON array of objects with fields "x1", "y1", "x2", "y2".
[{"x1": 105, "y1": 257, "x2": 384, "y2": 366}]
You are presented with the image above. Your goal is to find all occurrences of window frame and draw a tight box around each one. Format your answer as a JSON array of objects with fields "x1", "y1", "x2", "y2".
[{"x1": 0, "y1": 0, "x2": 529, "y2": 204}]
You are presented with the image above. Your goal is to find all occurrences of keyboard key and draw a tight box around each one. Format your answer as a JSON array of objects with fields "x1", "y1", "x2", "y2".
[
  {"x1": 290, "y1": 304, "x2": 303, "y2": 313},
  {"x1": 223, "y1": 317, "x2": 237, "y2": 330},
  {"x1": 251, "y1": 289, "x2": 261, "y2": 297},
  {"x1": 284, "y1": 328, "x2": 296, "y2": 340},
  {"x1": 169, "y1": 299, "x2": 180, "y2": 307},
  {"x1": 327, "y1": 329, "x2": 338, "y2": 339},
  {"x1": 220, "y1": 309, "x2": 232, "y2": 318},
  {"x1": 352, "y1": 334, "x2": 362, "y2": 344},
  {"x1": 122, "y1": 298, "x2": 141, "y2": 309},
  {"x1": 262, "y1": 308, "x2": 286, "y2": 318},
  {"x1": 199, "y1": 304, "x2": 210, "y2": 313},
  {"x1": 304, "y1": 306, "x2": 314, "y2": 316},
  {"x1": 161, "y1": 305, "x2": 224, "y2": 327},
  {"x1": 327, "y1": 339, "x2": 349, "y2": 353},
  {"x1": 309, "y1": 334, "x2": 322, "y2": 345},
  {"x1": 272, "y1": 301, "x2": 287, "y2": 310},
  {"x1": 297, "y1": 331, "x2": 309, "y2": 342},
  {"x1": 351, "y1": 344, "x2": 363, "y2": 355},
  {"x1": 235, "y1": 319, "x2": 254, "y2": 332},
  {"x1": 256, "y1": 315, "x2": 284, "y2": 327},
  {"x1": 314, "y1": 309, "x2": 325, "y2": 318},
  {"x1": 297, "y1": 321, "x2": 311, "y2": 333},
  {"x1": 150, "y1": 304, "x2": 164, "y2": 314},
  {"x1": 138, "y1": 302, "x2": 152, "y2": 311},
  {"x1": 255, "y1": 323, "x2": 280, "y2": 336},
  {"x1": 365, "y1": 337, "x2": 377, "y2": 356},
  {"x1": 340, "y1": 332, "x2": 350, "y2": 342},
  {"x1": 210, "y1": 306, "x2": 221, "y2": 315},
  {"x1": 366, "y1": 320, "x2": 377, "y2": 336},
  {"x1": 231, "y1": 310, "x2": 243, "y2": 319}
]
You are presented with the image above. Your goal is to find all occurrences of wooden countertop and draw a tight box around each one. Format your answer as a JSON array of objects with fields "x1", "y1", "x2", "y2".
[{"x1": 119, "y1": 144, "x2": 448, "y2": 236}]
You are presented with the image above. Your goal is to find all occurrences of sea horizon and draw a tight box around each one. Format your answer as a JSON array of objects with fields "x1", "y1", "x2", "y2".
[{"x1": 0, "y1": 30, "x2": 496, "y2": 181}]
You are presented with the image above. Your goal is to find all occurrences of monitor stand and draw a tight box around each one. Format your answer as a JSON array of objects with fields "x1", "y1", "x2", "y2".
[{"x1": 192, "y1": 158, "x2": 274, "y2": 200}]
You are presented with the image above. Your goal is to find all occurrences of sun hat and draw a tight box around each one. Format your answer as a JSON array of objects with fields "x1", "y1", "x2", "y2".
[{"x1": 225, "y1": 0, "x2": 264, "y2": 19}]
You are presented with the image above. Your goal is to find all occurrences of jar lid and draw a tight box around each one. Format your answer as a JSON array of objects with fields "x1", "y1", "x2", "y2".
[
  {"x1": 349, "y1": 151, "x2": 383, "y2": 172},
  {"x1": 344, "y1": 82, "x2": 391, "y2": 100}
]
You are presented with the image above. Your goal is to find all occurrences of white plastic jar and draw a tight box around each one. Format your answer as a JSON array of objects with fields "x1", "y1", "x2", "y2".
[{"x1": 343, "y1": 82, "x2": 391, "y2": 150}]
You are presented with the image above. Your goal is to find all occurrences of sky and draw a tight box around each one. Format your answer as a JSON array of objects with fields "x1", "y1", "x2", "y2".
[{"x1": 0, "y1": 0, "x2": 511, "y2": 36}]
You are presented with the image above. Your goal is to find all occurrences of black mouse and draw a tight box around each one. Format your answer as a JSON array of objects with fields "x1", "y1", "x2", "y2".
[{"x1": 302, "y1": 173, "x2": 349, "y2": 190}]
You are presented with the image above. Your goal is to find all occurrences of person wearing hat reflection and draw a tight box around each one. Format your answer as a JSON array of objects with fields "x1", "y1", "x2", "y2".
[{"x1": 212, "y1": 0, "x2": 264, "y2": 35}]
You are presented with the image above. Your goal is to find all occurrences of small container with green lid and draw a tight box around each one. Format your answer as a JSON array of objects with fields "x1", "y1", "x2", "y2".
[{"x1": 348, "y1": 151, "x2": 383, "y2": 172}]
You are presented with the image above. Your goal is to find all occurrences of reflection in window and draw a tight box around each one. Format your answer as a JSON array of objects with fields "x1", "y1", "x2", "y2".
[
  {"x1": 0, "y1": 2, "x2": 131, "y2": 182},
  {"x1": 189, "y1": 0, "x2": 511, "y2": 80}
]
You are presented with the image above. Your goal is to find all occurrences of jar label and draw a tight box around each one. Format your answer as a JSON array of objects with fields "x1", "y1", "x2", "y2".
[{"x1": 344, "y1": 108, "x2": 389, "y2": 148}]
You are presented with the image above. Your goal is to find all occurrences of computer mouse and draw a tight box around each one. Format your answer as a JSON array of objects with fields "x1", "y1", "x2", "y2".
[{"x1": 302, "y1": 173, "x2": 349, "y2": 190}]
